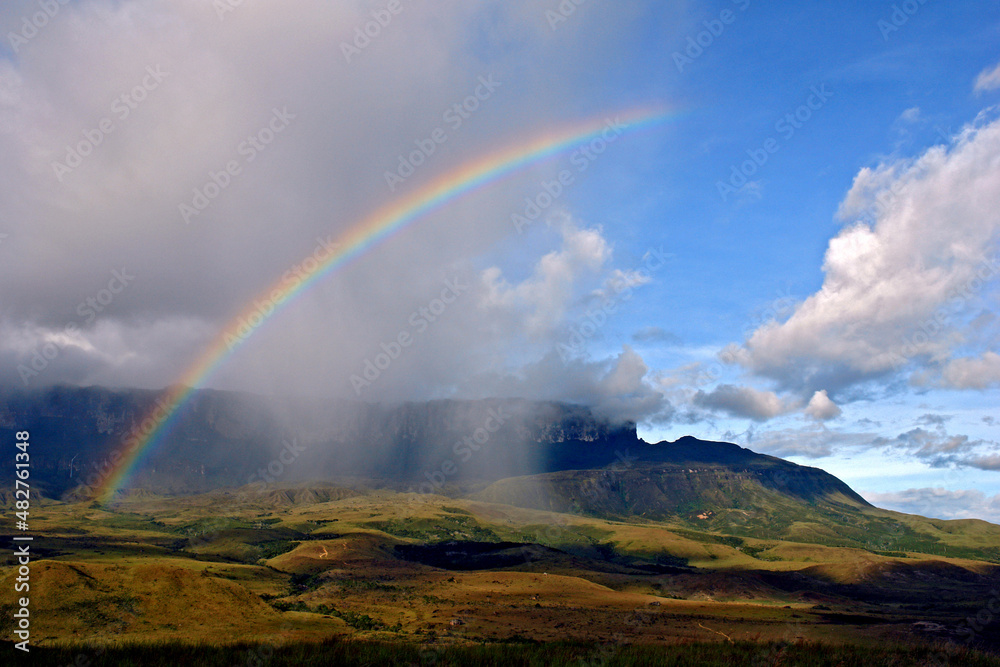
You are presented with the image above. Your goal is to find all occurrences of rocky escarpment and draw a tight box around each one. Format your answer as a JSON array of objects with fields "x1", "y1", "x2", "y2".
[{"x1": 0, "y1": 386, "x2": 637, "y2": 497}]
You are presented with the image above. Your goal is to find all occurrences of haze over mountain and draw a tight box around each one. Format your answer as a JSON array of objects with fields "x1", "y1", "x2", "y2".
[
  {"x1": 6, "y1": 384, "x2": 1000, "y2": 568},
  {"x1": 0, "y1": 385, "x2": 858, "y2": 501},
  {"x1": 1, "y1": 1, "x2": 998, "y2": 526},
  {"x1": 3, "y1": 2, "x2": 1000, "y2": 662}
]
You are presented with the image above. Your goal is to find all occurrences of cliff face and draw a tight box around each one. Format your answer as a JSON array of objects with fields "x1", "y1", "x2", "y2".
[
  {"x1": 0, "y1": 385, "x2": 868, "y2": 525},
  {"x1": 0, "y1": 386, "x2": 638, "y2": 497}
]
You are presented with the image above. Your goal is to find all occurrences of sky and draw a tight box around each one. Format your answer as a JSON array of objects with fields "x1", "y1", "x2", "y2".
[{"x1": 0, "y1": 0, "x2": 998, "y2": 522}]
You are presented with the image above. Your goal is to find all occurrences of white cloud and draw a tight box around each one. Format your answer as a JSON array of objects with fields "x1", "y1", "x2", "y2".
[
  {"x1": 940, "y1": 351, "x2": 1000, "y2": 389},
  {"x1": 805, "y1": 389, "x2": 841, "y2": 420},
  {"x1": 743, "y1": 426, "x2": 877, "y2": 459},
  {"x1": 861, "y1": 488, "x2": 1000, "y2": 524},
  {"x1": 694, "y1": 384, "x2": 795, "y2": 422},
  {"x1": 733, "y1": 113, "x2": 1000, "y2": 393},
  {"x1": 0, "y1": 317, "x2": 216, "y2": 388},
  {"x1": 591, "y1": 267, "x2": 652, "y2": 303},
  {"x1": 458, "y1": 345, "x2": 668, "y2": 424},
  {"x1": 975, "y1": 61, "x2": 1000, "y2": 93},
  {"x1": 480, "y1": 219, "x2": 611, "y2": 337},
  {"x1": 0, "y1": 0, "x2": 676, "y2": 410},
  {"x1": 899, "y1": 106, "x2": 920, "y2": 123}
]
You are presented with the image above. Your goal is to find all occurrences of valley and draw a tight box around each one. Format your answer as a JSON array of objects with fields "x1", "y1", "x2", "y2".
[
  {"x1": 3, "y1": 482, "x2": 999, "y2": 663},
  {"x1": 2, "y1": 388, "x2": 999, "y2": 664}
]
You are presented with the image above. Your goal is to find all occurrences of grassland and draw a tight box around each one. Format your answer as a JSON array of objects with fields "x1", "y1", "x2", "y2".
[{"x1": 2, "y1": 485, "x2": 999, "y2": 661}]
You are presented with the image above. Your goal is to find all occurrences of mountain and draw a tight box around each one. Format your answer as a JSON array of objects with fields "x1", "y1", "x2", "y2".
[
  {"x1": 0, "y1": 385, "x2": 637, "y2": 496},
  {"x1": 0, "y1": 386, "x2": 856, "y2": 506},
  {"x1": 477, "y1": 439, "x2": 871, "y2": 523},
  {"x1": 2, "y1": 384, "x2": 998, "y2": 564},
  {"x1": 3, "y1": 385, "x2": 1000, "y2": 657}
]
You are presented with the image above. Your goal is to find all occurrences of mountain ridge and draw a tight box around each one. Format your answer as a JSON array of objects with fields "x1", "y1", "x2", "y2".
[{"x1": 1, "y1": 385, "x2": 852, "y2": 505}]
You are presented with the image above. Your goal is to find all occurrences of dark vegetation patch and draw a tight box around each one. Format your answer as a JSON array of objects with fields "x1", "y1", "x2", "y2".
[
  {"x1": 817, "y1": 613, "x2": 891, "y2": 626},
  {"x1": 365, "y1": 516, "x2": 499, "y2": 542},
  {"x1": 670, "y1": 528, "x2": 744, "y2": 548},
  {"x1": 10, "y1": 639, "x2": 1000, "y2": 667},
  {"x1": 740, "y1": 543, "x2": 783, "y2": 561},
  {"x1": 394, "y1": 541, "x2": 563, "y2": 570},
  {"x1": 866, "y1": 549, "x2": 910, "y2": 558}
]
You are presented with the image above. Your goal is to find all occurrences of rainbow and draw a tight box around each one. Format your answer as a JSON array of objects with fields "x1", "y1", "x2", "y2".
[{"x1": 93, "y1": 106, "x2": 675, "y2": 503}]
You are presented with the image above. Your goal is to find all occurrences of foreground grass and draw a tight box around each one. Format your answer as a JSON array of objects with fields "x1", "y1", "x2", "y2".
[{"x1": 8, "y1": 639, "x2": 1000, "y2": 667}]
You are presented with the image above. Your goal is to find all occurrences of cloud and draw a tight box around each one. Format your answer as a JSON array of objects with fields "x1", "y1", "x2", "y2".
[
  {"x1": 0, "y1": 0, "x2": 675, "y2": 418},
  {"x1": 458, "y1": 345, "x2": 668, "y2": 424},
  {"x1": 693, "y1": 384, "x2": 795, "y2": 422},
  {"x1": 730, "y1": 112, "x2": 1000, "y2": 394},
  {"x1": 480, "y1": 220, "x2": 611, "y2": 337},
  {"x1": 0, "y1": 317, "x2": 215, "y2": 388},
  {"x1": 632, "y1": 326, "x2": 682, "y2": 345},
  {"x1": 804, "y1": 389, "x2": 841, "y2": 420},
  {"x1": 969, "y1": 454, "x2": 1000, "y2": 471},
  {"x1": 975, "y1": 61, "x2": 1000, "y2": 93},
  {"x1": 590, "y1": 267, "x2": 653, "y2": 304},
  {"x1": 898, "y1": 106, "x2": 921, "y2": 123},
  {"x1": 740, "y1": 423, "x2": 998, "y2": 472},
  {"x1": 873, "y1": 428, "x2": 999, "y2": 471},
  {"x1": 939, "y1": 351, "x2": 1000, "y2": 389},
  {"x1": 916, "y1": 413, "x2": 951, "y2": 426},
  {"x1": 744, "y1": 427, "x2": 875, "y2": 459},
  {"x1": 861, "y1": 488, "x2": 1000, "y2": 524}
]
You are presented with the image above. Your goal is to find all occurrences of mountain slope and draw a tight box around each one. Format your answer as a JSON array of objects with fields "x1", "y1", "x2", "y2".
[
  {"x1": 0, "y1": 386, "x2": 637, "y2": 497},
  {"x1": 2, "y1": 384, "x2": 997, "y2": 563},
  {"x1": 475, "y1": 455, "x2": 1000, "y2": 563}
]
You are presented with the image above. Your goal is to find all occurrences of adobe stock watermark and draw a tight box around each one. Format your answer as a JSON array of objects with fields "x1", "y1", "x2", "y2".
[
  {"x1": 922, "y1": 588, "x2": 1000, "y2": 667},
  {"x1": 880, "y1": 252, "x2": 1000, "y2": 371},
  {"x1": 225, "y1": 235, "x2": 341, "y2": 350},
  {"x1": 79, "y1": 394, "x2": 173, "y2": 500},
  {"x1": 855, "y1": 178, "x2": 906, "y2": 227},
  {"x1": 717, "y1": 84, "x2": 833, "y2": 202},
  {"x1": 414, "y1": 406, "x2": 511, "y2": 495},
  {"x1": 185, "y1": 436, "x2": 307, "y2": 552},
  {"x1": 384, "y1": 74, "x2": 501, "y2": 192},
  {"x1": 17, "y1": 268, "x2": 135, "y2": 385},
  {"x1": 350, "y1": 276, "x2": 470, "y2": 395},
  {"x1": 51, "y1": 65, "x2": 170, "y2": 182},
  {"x1": 232, "y1": 621, "x2": 297, "y2": 667},
  {"x1": 213, "y1": 0, "x2": 248, "y2": 21},
  {"x1": 574, "y1": 606, "x2": 652, "y2": 667},
  {"x1": 246, "y1": 438, "x2": 308, "y2": 490},
  {"x1": 544, "y1": 0, "x2": 592, "y2": 31},
  {"x1": 6, "y1": 0, "x2": 70, "y2": 54},
  {"x1": 738, "y1": 283, "x2": 797, "y2": 341},
  {"x1": 878, "y1": 0, "x2": 933, "y2": 41},
  {"x1": 519, "y1": 449, "x2": 637, "y2": 563},
  {"x1": 341, "y1": 0, "x2": 405, "y2": 63},
  {"x1": 512, "y1": 117, "x2": 627, "y2": 234},
  {"x1": 180, "y1": 107, "x2": 295, "y2": 224},
  {"x1": 673, "y1": 0, "x2": 751, "y2": 73},
  {"x1": 557, "y1": 247, "x2": 670, "y2": 361},
  {"x1": 689, "y1": 285, "x2": 797, "y2": 389}
]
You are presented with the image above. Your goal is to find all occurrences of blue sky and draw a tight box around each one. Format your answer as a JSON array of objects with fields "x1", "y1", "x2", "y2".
[
  {"x1": 0, "y1": 0, "x2": 998, "y2": 521},
  {"x1": 503, "y1": 0, "x2": 1000, "y2": 519}
]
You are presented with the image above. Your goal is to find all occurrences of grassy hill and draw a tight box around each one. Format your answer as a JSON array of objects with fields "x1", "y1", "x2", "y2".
[
  {"x1": 2, "y1": 485, "x2": 998, "y2": 658},
  {"x1": 475, "y1": 456, "x2": 1000, "y2": 564},
  {"x1": 2, "y1": 387, "x2": 998, "y2": 658}
]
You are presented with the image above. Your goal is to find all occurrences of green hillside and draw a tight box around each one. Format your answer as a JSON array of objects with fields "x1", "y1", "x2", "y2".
[{"x1": 475, "y1": 464, "x2": 1000, "y2": 563}]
